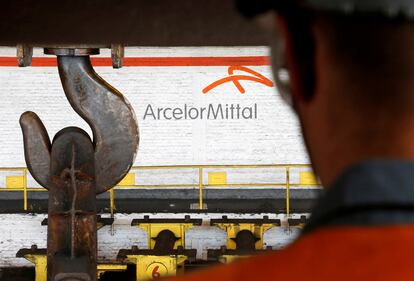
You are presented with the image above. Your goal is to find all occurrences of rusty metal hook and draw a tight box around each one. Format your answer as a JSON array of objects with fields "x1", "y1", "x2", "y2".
[
  {"x1": 20, "y1": 48, "x2": 139, "y2": 194},
  {"x1": 19, "y1": 48, "x2": 139, "y2": 281}
]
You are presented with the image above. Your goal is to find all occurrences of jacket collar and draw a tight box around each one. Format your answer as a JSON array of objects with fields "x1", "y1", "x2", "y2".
[{"x1": 303, "y1": 160, "x2": 414, "y2": 233}]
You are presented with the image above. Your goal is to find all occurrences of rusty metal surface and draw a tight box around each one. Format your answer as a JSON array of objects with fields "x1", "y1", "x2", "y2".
[
  {"x1": 111, "y1": 44, "x2": 124, "y2": 69},
  {"x1": 19, "y1": 48, "x2": 139, "y2": 280},
  {"x1": 19, "y1": 112, "x2": 52, "y2": 189},
  {"x1": 21, "y1": 50, "x2": 139, "y2": 194},
  {"x1": 44, "y1": 48, "x2": 100, "y2": 56},
  {"x1": 48, "y1": 127, "x2": 97, "y2": 281},
  {"x1": 0, "y1": 0, "x2": 267, "y2": 46},
  {"x1": 56, "y1": 54, "x2": 139, "y2": 193},
  {"x1": 16, "y1": 44, "x2": 33, "y2": 67}
]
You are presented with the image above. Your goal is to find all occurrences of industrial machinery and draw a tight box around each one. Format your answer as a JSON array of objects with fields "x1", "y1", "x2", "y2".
[
  {"x1": 3, "y1": 43, "x2": 315, "y2": 280},
  {"x1": 208, "y1": 216, "x2": 280, "y2": 263},
  {"x1": 0, "y1": 2, "x2": 320, "y2": 280},
  {"x1": 117, "y1": 216, "x2": 201, "y2": 280},
  {"x1": 19, "y1": 46, "x2": 139, "y2": 281}
]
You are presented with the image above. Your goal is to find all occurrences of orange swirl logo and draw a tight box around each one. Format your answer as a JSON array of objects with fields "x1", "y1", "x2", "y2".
[{"x1": 202, "y1": 66, "x2": 274, "y2": 94}]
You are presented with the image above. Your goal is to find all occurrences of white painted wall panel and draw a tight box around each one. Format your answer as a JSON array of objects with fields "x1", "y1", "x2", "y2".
[{"x1": 0, "y1": 47, "x2": 308, "y2": 169}]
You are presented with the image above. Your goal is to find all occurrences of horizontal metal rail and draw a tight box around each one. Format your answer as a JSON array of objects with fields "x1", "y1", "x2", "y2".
[{"x1": 0, "y1": 164, "x2": 321, "y2": 214}]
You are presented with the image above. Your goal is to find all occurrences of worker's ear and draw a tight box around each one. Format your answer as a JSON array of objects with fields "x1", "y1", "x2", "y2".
[{"x1": 271, "y1": 14, "x2": 316, "y2": 107}]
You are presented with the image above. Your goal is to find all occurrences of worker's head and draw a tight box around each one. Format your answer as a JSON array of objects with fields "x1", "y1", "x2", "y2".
[{"x1": 238, "y1": 0, "x2": 414, "y2": 186}]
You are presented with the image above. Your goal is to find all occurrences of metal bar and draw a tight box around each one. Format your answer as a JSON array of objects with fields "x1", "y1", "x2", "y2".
[
  {"x1": 0, "y1": 183, "x2": 321, "y2": 191},
  {"x1": 109, "y1": 189, "x2": 115, "y2": 216},
  {"x1": 286, "y1": 167, "x2": 290, "y2": 216},
  {"x1": 55, "y1": 53, "x2": 139, "y2": 194},
  {"x1": 205, "y1": 183, "x2": 321, "y2": 187},
  {"x1": 199, "y1": 167, "x2": 203, "y2": 210},
  {"x1": 115, "y1": 184, "x2": 198, "y2": 189},
  {"x1": 23, "y1": 169, "x2": 27, "y2": 211},
  {"x1": 0, "y1": 167, "x2": 36, "y2": 171},
  {"x1": 130, "y1": 164, "x2": 312, "y2": 169},
  {"x1": 0, "y1": 164, "x2": 313, "y2": 172},
  {"x1": 202, "y1": 183, "x2": 290, "y2": 187},
  {"x1": 47, "y1": 127, "x2": 97, "y2": 281},
  {"x1": 0, "y1": 188, "x2": 46, "y2": 192},
  {"x1": 116, "y1": 183, "x2": 288, "y2": 188}
]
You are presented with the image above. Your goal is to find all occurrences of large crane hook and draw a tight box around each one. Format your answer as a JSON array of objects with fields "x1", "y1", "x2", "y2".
[
  {"x1": 20, "y1": 48, "x2": 139, "y2": 194},
  {"x1": 19, "y1": 48, "x2": 139, "y2": 281}
]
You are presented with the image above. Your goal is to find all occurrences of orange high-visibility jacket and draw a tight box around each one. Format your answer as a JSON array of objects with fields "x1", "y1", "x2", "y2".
[{"x1": 171, "y1": 225, "x2": 414, "y2": 281}]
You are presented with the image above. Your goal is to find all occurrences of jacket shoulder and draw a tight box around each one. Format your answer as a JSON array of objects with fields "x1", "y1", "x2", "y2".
[{"x1": 170, "y1": 226, "x2": 414, "y2": 281}]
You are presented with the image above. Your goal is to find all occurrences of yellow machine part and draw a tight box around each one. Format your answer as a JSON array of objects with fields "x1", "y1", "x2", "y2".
[
  {"x1": 214, "y1": 223, "x2": 276, "y2": 250},
  {"x1": 24, "y1": 255, "x2": 47, "y2": 281},
  {"x1": 126, "y1": 255, "x2": 187, "y2": 281},
  {"x1": 22, "y1": 254, "x2": 127, "y2": 281},
  {"x1": 136, "y1": 223, "x2": 195, "y2": 250}
]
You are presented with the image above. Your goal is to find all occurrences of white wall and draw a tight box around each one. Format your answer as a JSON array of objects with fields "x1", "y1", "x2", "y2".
[{"x1": 0, "y1": 47, "x2": 308, "y2": 168}]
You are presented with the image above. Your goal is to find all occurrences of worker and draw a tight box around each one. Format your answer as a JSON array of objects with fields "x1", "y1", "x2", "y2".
[{"x1": 170, "y1": 0, "x2": 414, "y2": 280}]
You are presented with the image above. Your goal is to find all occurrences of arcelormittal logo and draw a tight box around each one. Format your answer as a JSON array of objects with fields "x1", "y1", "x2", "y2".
[{"x1": 203, "y1": 66, "x2": 274, "y2": 94}]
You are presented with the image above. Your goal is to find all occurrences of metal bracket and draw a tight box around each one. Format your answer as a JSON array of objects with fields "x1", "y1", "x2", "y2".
[
  {"x1": 16, "y1": 45, "x2": 125, "y2": 69},
  {"x1": 210, "y1": 216, "x2": 281, "y2": 251},
  {"x1": 17, "y1": 44, "x2": 33, "y2": 67},
  {"x1": 131, "y1": 216, "x2": 202, "y2": 251}
]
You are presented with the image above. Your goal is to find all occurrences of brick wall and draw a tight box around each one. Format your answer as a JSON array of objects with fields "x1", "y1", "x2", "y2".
[{"x1": 0, "y1": 47, "x2": 308, "y2": 169}]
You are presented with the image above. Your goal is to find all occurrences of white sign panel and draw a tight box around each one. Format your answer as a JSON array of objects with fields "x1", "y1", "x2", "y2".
[{"x1": 0, "y1": 47, "x2": 308, "y2": 167}]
